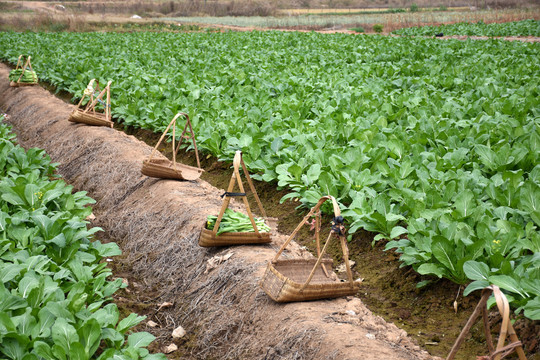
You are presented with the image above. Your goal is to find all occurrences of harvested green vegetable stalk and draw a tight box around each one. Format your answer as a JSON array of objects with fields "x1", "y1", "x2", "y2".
[
  {"x1": 207, "y1": 209, "x2": 270, "y2": 235},
  {"x1": 9, "y1": 69, "x2": 38, "y2": 83}
]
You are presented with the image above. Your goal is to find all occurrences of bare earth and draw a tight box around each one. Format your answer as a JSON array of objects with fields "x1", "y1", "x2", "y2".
[{"x1": 0, "y1": 64, "x2": 439, "y2": 360}]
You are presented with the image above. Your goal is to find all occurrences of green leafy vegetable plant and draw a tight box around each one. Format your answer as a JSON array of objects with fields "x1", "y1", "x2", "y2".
[{"x1": 0, "y1": 123, "x2": 166, "y2": 359}]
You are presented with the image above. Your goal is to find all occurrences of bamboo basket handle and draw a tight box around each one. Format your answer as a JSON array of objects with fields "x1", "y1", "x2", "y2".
[
  {"x1": 232, "y1": 150, "x2": 241, "y2": 172},
  {"x1": 23, "y1": 56, "x2": 37, "y2": 81},
  {"x1": 212, "y1": 151, "x2": 244, "y2": 235},
  {"x1": 17, "y1": 56, "x2": 31, "y2": 83},
  {"x1": 447, "y1": 288, "x2": 492, "y2": 360},
  {"x1": 84, "y1": 80, "x2": 110, "y2": 114},
  {"x1": 211, "y1": 163, "x2": 236, "y2": 236},
  {"x1": 172, "y1": 113, "x2": 176, "y2": 170},
  {"x1": 446, "y1": 286, "x2": 527, "y2": 360},
  {"x1": 314, "y1": 211, "x2": 330, "y2": 277},
  {"x1": 77, "y1": 79, "x2": 95, "y2": 108},
  {"x1": 82, "y1": 79, "x2": 101, "y2": 112},
  {"x1": 330, "y1": 196, "x2": 354, "y2": 288},
  {"x1": 492, "y1": 286, "x2": 527, "y2": 360},
  {"x1": 240, "y1": 157, "x2": 266, "y2": 218},
  {"x1": 300, "y1": 231, "x2": 333, "y2": 291},
  {"x1": 211, "y1": 151, "x2": 267, "y2": 237},
  {"x1": 300, "y1": 196, "x2": 354, "y2": 290},
  {"x1": 105, "y1": 80, "x2": 112, "y2": 123},
  {"x1": 149, "y1": 113, "x2": 181, "y2": 160},
  {"x1": 213, "y1": 150, "x2": 261, "y2": 237},
  {"x1": 233, "y1": 152, "x2": 260, "y2": 236},
  {"x1": 173, "y1": 112, "x2": 202, "y2": 169},
  {"x1": 15, "y1": 55, "x2": 22, "y2": 70},
  {"x1": 272, "y1": 196, "x2": 331, "y2": 262}
]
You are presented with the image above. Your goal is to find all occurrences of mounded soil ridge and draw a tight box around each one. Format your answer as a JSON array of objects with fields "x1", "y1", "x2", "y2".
[{"x1": 0, "y1": 64, "x2": 436, "y2": 360}]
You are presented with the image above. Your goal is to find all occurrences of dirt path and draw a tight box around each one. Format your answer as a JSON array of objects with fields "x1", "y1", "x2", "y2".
[{"x1": 0, "y1": 64, "x2": 436, "y2": 360}]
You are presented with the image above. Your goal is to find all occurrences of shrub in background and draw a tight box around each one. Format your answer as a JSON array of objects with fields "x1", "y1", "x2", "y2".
[{"x1": 373, "y1": 24, "x2": 383, "y2": 33}]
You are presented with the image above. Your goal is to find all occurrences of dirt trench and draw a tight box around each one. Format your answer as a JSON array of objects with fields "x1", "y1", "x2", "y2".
[{"x1": 0, "y1": 64, "x2": 435, "y2": 360}]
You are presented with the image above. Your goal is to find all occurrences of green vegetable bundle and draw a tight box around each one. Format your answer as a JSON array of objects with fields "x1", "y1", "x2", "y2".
[
  {"x1": 207, "y1": 208, "x2": 270, "y2": 235},
  {"x1": 9, "y1": 68, "x2": 38, "y2": 83}
]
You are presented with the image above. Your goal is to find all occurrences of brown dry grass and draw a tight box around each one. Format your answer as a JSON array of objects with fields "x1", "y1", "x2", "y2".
[
  {"x1": 380, "y1": 8, "x2": 540, "y2": 32},
  {"x1": 0, "y1": 12, "x2": 87, "y2": 32},
  {"x1": 66, "y1": 0, "x2": 278, "y2": 17}
]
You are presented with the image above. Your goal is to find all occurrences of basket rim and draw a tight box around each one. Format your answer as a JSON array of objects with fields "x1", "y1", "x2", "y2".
[
  {"x1": 72, "y1": 108, "x2": 108, "y2": 118},
  {"x1": 265, "y1": 261, "x2": 360, "y2": 290},
  {"x1": 143, "y1": 158, "x2": 204, "y2": 173},
  {"x1": 201, "y1": 221, "x2": 271, "y2": 236}
]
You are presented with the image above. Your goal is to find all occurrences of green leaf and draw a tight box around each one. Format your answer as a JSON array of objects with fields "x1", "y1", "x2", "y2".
[
  {"x1": 77, "y1": 318, "x2": 101, "y2": 357},
  {"x1": 464, "y1": 280, "x2": 490, "y2": 296},
  {"x1": 523, "y1": 297, "x2": 540, "y2": 321},
  {"x1": 417, "y1": 263, "x2": 445, "y2": 278},
  {"x1": 117, "y1": 313, "x2": 145, "y2": 334},
  {"x1": 69, "y1": 342, "x2": 88, "y2": 360},
  {"x1": 489, "y1": 275, "x2": 527, "y2": 298},
  {"x1": 416, "y1": 280, "x2": 432, "y2": 288},
  {"x1": 390, "y1": 226, "x2": 408, "y2": 239},
  {"x1": 432, "y1": 240, "x2": 456, "y2": 273},
  {"x1": 270, "y1": 137, "x2": 283, "y2": 153},
  {"x1": 33, "y1": 341, "x2": 55, "y2": 360},
  {"x1": 0, "y1": 264, "x2": 25, "y2": 283},
  {"x1": 463, "y1": 261, "x2": 490, "y2": 281},
  {"x1": 127, "y1": 332, "x2": 155, "y2": 349},
  {"x1": 453, "y1": 189, "x2": 475, "y2": 218},
  {"x1": 0, "y1": 312, "x2": 17, "y2": 333},
  {"x1": 1, "y1": 336, "x2": 28, "y2": 360},
  {"x1": 52, "y1": 317, "x2": 79, "y2": 355},
  {"x1": 305, "y1": 164, "x2": 321, "y2": 184}
]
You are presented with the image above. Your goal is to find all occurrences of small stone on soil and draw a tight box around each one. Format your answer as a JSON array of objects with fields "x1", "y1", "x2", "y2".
[
  {"x1": 147, "y1": 320, "x2": 158, "y2": 328},
  {"x1": 337, "y1": 261, "x2": 356, "y2": 273},
  {"x1": 157, "y1": 301, "x2": 174, "y2": 312},
  {"x1": 164, "y1": 344, "x2": 178, "y2": 353},
  {"x1": 172, "y1": 325, "x2": 186, "y2": 339}
]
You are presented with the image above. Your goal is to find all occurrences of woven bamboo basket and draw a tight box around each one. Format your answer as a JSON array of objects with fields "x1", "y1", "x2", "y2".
[
  {"x1": 199, "y1": 223, "x2": 271, "y2": 247},
  {"x1": 447, "y1": 285, "x2": 527, "y2": 360},
  {"x1": 141, "y1": 113, "x2": 203, "y2": 181},
  {"x1": 69, "y1": 109, "x2": 113, "y2": 127},
  {"x1": 9, "y1": 55, "x2": 38, "y2": 87},
  {"x1": 260, "y1": 196, "x2": 361, "y2": 302},
  {"x1": 10, "y1": 81, "x2": 38, "y2": 87},
  {"x1": 198, "y1": 150, "x2": 272, "y2": 247},
  {"x1": 68, "y1": 79, "x2": 113, "y2": 128},
  {"x1": 142, "y1": 159, "x2": 203, "y2": 181}
]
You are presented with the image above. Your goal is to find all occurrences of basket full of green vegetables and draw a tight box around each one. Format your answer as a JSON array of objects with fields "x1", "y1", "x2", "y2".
[
  {"x1": 9, "y1": 55, "x2": 38, "y2": 87},
  {"x1": 199, "y1": 151, "x2": 274, "y2": 247},
  {"x1": 200, "y1": 208, "x2": 272, "y2": 247}
]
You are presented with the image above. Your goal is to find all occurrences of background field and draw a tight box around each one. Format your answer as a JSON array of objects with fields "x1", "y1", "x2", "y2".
[{"x1": 1, "y1": 0, "x2": 539, "y2": 32}]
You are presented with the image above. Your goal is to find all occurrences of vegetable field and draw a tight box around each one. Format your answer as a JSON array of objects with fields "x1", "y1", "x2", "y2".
[
  {"x1": 393, "y1": 19, "x2": 540, "y2": 37},
  {"x1": 0, "y1": 31, "x2": 538, "y2": 319},
  {"x1": 0, "y1": 121, "x2": 165, "y2": 359}
]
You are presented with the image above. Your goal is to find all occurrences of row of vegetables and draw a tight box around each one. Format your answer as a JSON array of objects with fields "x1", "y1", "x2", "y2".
[
  {"x1": 392, "y1": 19, "x2": 540, "y2": 37},
  {"x1": 0, "y1": 120, "x2": 166, "y2": 359}
]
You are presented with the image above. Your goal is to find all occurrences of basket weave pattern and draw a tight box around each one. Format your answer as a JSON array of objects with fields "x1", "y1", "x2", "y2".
[
  {"x1": 10, "y1": 81, "x2": 38, "y2": 87},
  {"x1": 261, "y1": 259, "x2": 360, "y2": 302},
  {"x1": 260, "y1": 196, "x2": 360, "y2": 302},
  {"x1": 142, "y1": 158, "x2": 203, "y2": 181},
  {"x1": 199, "y1": 225, "x2": 271, "y2": 247},
  {"x1": 69, "y1": 109, "x2": 113, "y2": 127}
]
